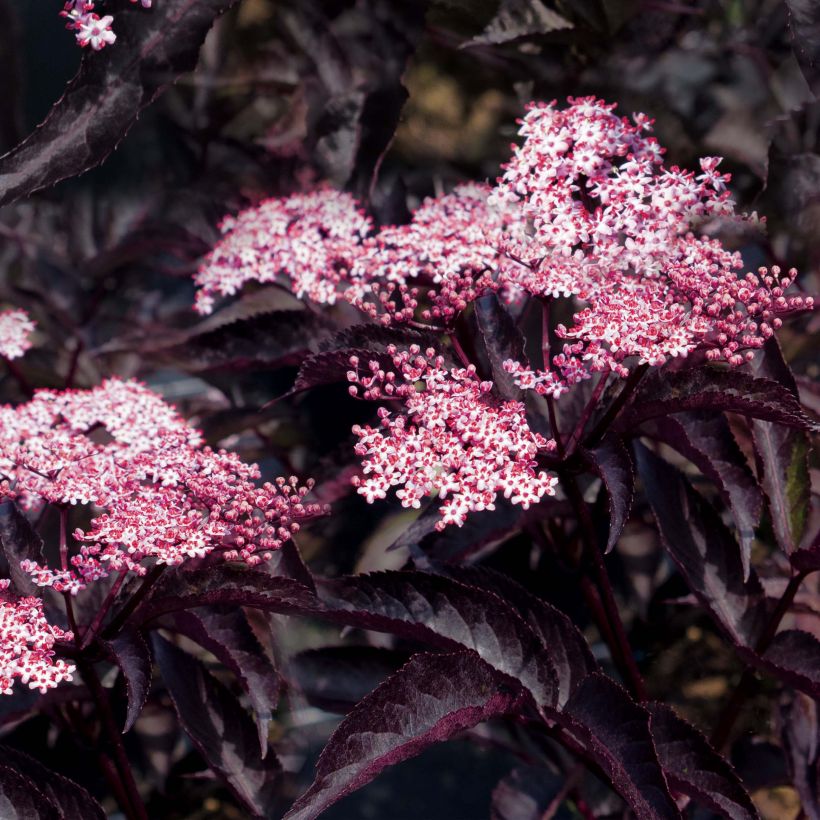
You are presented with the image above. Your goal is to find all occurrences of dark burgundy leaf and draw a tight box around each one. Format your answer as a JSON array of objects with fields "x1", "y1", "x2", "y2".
[
  {"x1": 0, "y1": 0, "x2": 239, "y2": 206},
  {"x1": 292, "y1": 349, "x2": 389, "y2": 393},
  {"x1": 0, "y1": 499, "x2": 44, "y2": 597},
  {"x1": 787, "y1": 0, "x2": 820, "y2": 93},
  {"x1": 467, "y1": 0, "x2": 573, "y2": 45},
  {"x1": 264, "y1": 540, "x2": 317, "y2": 592},
  {"x1": 162, "y1": 311, "x2": 332, "y2": 373},
  {"x1": 647, "y1": 703, "x2": 759, "y2": 820},
  {"x1": 649, "y1": 412, "x2": 762, "y2": 579},
  {"x1": 0, "y1": 764, "x2": 60, "y2": 819},
  {"x1": 585, "y1": 436, "x2": 635, "y2": 554},
  {"x1": 490, "y1": 764, "x2": 568, "y2": 820},
  {"x1": 753, "y1": 629, "x2": 820, "y2": 699},
  {"x1": 439, "y1": 565, "x2": 596, "y2": 706},
  {"x1": 751, "y1": 338, "x2": 810, "y2": 555},
  {"x1": 289, "y1": 646, "x2": 407, "y2": 713},
  {"x1": 171, "y1": 607, "x2": 280, "y2": 754},
  {"x1": 779, "y1": 691, "x2": 820, "y2": 819},
  {"x1": 318, "y1": 324, "x2": 444, "y2": 356},
  {"x1": 153, "y1": 635, "x2": 281, "y2": 817},
  {"x1": 558, "y1": 673, "x2": 680, "y2": 820},
  {"x1": 634, "y1": 442, "x2": 769, "y2": 647},
  {"x1": 103, "y1": 629, "x2": 152, "y2": 733},
  {"x1": 0, "y1": 747, "x2": 106, "y2": 820},
  {"x1": 283, "y1": 651, "x2": 522, "y2": 820},
  {"x1": 474, "y1": 293, "x2": 527, "y2": 400},
  {"x1": 316, "y1": 571, "x2": 560, "y2": 709},
  {"x1": 616, "y1": 367, "x2": 816, "y2": 432}
]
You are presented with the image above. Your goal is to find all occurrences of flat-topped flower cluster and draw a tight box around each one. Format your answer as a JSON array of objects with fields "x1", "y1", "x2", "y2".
[
  {"x1": 1, "y1": 379, "x2": 324, "y2": 595},
  {"x1": 0, "y1": 310, "x2": 35, "y2": 361}
]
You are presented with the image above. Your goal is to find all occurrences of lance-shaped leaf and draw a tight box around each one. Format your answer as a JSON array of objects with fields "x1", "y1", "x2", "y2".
[
  {"x1": 634, "y1": 442, "x2": 769, "y2": 647},
  {"x1": 171, "y1": 607, "x2": 281, "y2": 754},
  {"x1": 0, "y1": 747, "x2": 106, "y2": 820},
  {"x1": 751, "y1": 338, "x2": 810, "y2": 555},
  {"x1": 0, "y1": 0, "x2": 239, "y2": 206},
  {"x1": 467, "y1": 0, "x2": 572, "y2": 46},
  {"x1": 647, "y1": 703, "x2": 759, "y2": 820},
  {"x1": 616, "y1": 368, "x2": 816, "y2": 432},
  {"x1": 283, "y1": 650, "x2": 522, "y2": 820},
  {"x1": 649, "y1": 412, "x2": 762, "y2": 579},
  {"x1": 557, "y1": 673, "x2": 680, "y2": 820},
  {"x1": 474, "y1": 293, "x2": 527, "y2": 400},
  {"x1": 787, "y1": 0, "x2": 820, "y2": 94},
  {"x1": 289, "y1": 646, "x2": 408, "y2": 713},
  {"x1": 0, "y1": 765, "x2": 61, "y2": 819},
  {"x1": 752, "y1": 629, "x2": 820, "y2": 700},
  {"x1": 490, "y1": 764, "x2": 568, "y2": 820},
  {"x1": 0, "y1": 500, "x2": 44, "y2": 597},
  {"x1": 585, "y1": 436, "x2": 635, "y2": 554},
  {"x1": 779, "y1": 691, "x2": 820, "y2": 819},
  {"x1": 103, "y1": 629, "x2": 152, "y2": 733},
  {"x1": 316, "y1": 571, "x2": 560, "y2": 709},
  {"x1": 153, "y1": 635, "x2": 281, "y2": 818}
]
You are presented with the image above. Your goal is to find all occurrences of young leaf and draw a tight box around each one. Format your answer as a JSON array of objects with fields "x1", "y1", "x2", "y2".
[
  {"x1": 283, "y1": 650, "x2": 522, "y2": 820},
  {"x1": 0, "y1": 0, "x2": 240, "y2": 207},
  {"x1": 585, "y1": 435, "x2": 635, "y2": 554},
  {"x1": 316, "y1": 571, "x2": 560, "y2": 709},
  {"x1": 474, "y1": 293, "x2": 527, "y2": 400},
  {"x1": 103, "y1": 629, "x2": 152, "y2": 733},
  {"x1": 152, "y1": 634, "x2": 281, "y2": 818},
  {"x1": 0, "y1": 746, "x2": 106, "y2": 820},
  {"x1": 171, "y1": 607, "x2": 281, "y2": 754},
  {"x1": 633, "y1": 442, "x2": 769, "y2": 647},
  {"x1": 558, "y1": 673, "x2": 681, "y2": 820},
  {"x1": 647, "y1": 703, "x2": 759, "y2": 820},
  {"x1": 0, "y1": 500, "x2": 44, "y2": 597},
  {"x1": 649, "y1": 412, "x2": 762, "y2": 579},
  {"x1": 0, "y1": 765, "x2": 60, "y2": 820},
  {"x1": 751, "y1": 338, "x2": 810, "y2": 555},
  {"x1": 490, "y1": 764, "x2": 568, "y2": 820}
]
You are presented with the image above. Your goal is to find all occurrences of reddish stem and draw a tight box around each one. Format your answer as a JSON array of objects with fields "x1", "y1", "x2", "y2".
[
  {"x1": 81, "y1": 570, "x2": 128, "y2": 650},
  {"x1": 102, "y1": 564, "x2": 165, "y2": 639}
]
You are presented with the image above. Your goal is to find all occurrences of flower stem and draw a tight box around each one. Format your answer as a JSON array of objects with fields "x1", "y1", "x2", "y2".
[
  {"x1": 81, "y1": 571, "x2": 128, "y2": 650},
  {"x1": 711, "y1": 570, "x2": 807, "y2": 749},
  {"x1": 584, "y1": 363, "x2": 648, "y2": 448},
  {"x1": 102, "y1": 564, "x2": 165, "y2": 639}
]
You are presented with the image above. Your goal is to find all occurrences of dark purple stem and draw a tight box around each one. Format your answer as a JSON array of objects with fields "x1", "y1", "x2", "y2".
[
  {"x1": 102, "y1": 564, "x2": 165, "y2": 639},
  {"x1": 584, "y1": 363, "x2": 648, "y2": 448}
]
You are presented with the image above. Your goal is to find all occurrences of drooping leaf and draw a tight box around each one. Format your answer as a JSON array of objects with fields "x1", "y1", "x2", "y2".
[
  {"x1": 152, "y1": 635, "x2": 281, "y2": 817},
  {"x1": 779, "y1": 691, "x2": 820, "y2": 820},
  {"x1": 751, "y1": 338, "x2": 811, "y2": 555},
  {"x1": 0, "y1": 764, "x2": 60, "y2": 819},
  {"x1": 0, "y1": 747, "x2": 106, "y2": 820},
  {"x1": 103, "y1": 629, "x2": 152, "y2": 733},
  {"x1": 649, "y1": 412, "x2": 762, "y2": 579},
  {"x1": 474, "y1": 293, "x2": 527, "y2": 400},
  {"x1": 490, "y1": 764, "x2": 569, "y2": 820},
  {"x1": 0, "y1": 500, "x2": 44, "y2": 597},
  {"x1": 585, "y1": 436, "x2": 635, "y2": 554},
  {"x1": 0, "y1": 0, "x2": 240, "y2": 207},
  {"x1": 558, "y1": 673, "x2": 681, "y2": 820},
  {"x1": 283, "y1": 651, "x2": 522, "y2": 820},
  {"x1": 171, "y1": 607, "x2": 280, "y2": 754},
  {"x1": 316, "y1": 571, "x2": 560, "y2": 709},
  {"x1": 289, "y1": 646, "x2": 407, "y2": 713},
  {"x1": 616, "y1": 368, "x2": 816, "y2": 432},
  {"x1": 647, "y1": 703, "x2": 759, "y2": 820},
  {"x1": 634, "y1": 442, "x2": 769, "y2": 647},
  {"x1": 467, "y1": 0, "x2": 572, "y2": 46}
]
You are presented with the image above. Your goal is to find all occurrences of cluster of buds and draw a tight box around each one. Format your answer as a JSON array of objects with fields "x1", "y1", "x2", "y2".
[
  {"x1": 0, "y1": 310, "x2": 35, "y2": 361},
  {"x1": 60, "y1": 0, "x2": 152, "y2": 51},
  {"x1": 348, "y1": 346, "x2": 557, "y2": 529}
]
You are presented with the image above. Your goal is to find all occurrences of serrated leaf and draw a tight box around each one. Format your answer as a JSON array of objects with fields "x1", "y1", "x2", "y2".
[
  {"x1": 650, "y1": 412, "x2": 762, "y2": 579},
  {"x1": 0, "y1": 500, "x2": 44, "y2": 597},
  {"x1": 0, "y1": 764, "x2": 60, "y2": 819},
  {"x1": 0, "y1": 747, "x2": 106, "y2": 820},
  {"x1": 289, "y1": 646, "x2": 407, "y2": 713},
  {"x1": 103, "y1": 629, "x2": 152, "y2": 733},
  {"x1": 172, "y1": 607, "x2": 280, "y2": 755},
  {"x1": 0, "y1": 0, "x2": 239, "y2": 206},
  {"x1": 474, "y1": 293, "x2": 527, "y2": 400},
  {"x1": 586, "y1": 436, "x2": 635, "y2": 554},
  {"x1": 751, "y1": 338, "x2": 810, "y2": 555},
  {"x1": 616, "y1": 368, "x2": 816, "y2": 432},
  {"x1": 753, "y1": 629, "x2": 820, "y2": 700},
  {"x1": 283, "y1": 651, "x2": 522, "y2": 820},
  {"x1": 647, "y1": 703, "x2": 759, "y2": 820},
  {"x1": 467, "y1": 0, "x2": 572, "y2": 46},
  {"x1": 316, "y1": 571, "x2": 560, "y2": 709},
  {"x1": 490, "y1": 764, "x2": 568, "y2": 820},
  {"x1": 153, "y1": 635, "x2": 281, "y2": 817},
  {"x1": 634, "y1": 442, "x2": 769, "y2": 647}
]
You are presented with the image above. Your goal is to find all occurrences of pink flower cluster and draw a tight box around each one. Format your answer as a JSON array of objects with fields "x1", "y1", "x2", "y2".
[
  {"x1": 0, "y1": 310, "x2": 35, "y2": 361},
  {"x1": 60, "y1": 0, "x2": 152, "y2": 51},
  {"x1": 490, "y1": 98, "x2": 813, "y2": 394},
  {"x1": 0, "y1": 581, "x2": 75, "y2": 695},
  {"x1": 348, "y1": 346, "x2": 557, "y2": 529},
  {"x1": 0, "y1": 379, "x2": 324, "y2": 594},
  {"x1": 193, "y1": 189, "x2": 373, "y2": 315}
]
